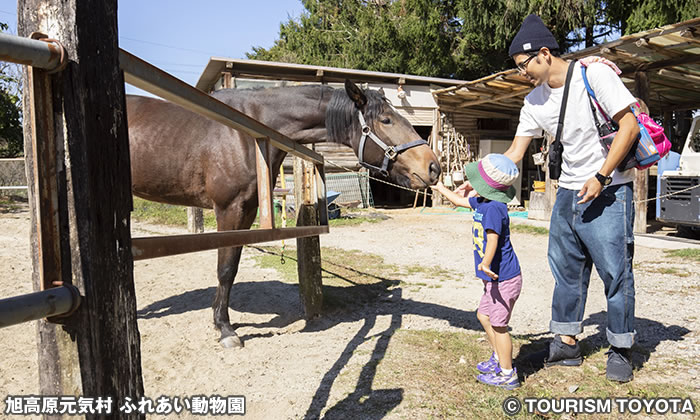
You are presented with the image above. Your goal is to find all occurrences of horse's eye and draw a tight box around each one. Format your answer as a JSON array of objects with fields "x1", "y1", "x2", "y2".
[{"x1": 381, "y1": 118, "x2": 391, "y2": 124}]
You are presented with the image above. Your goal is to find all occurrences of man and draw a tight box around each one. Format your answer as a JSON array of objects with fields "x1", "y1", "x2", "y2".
[{"x1": 503, "y1": 14, "x2": 640, "y2": 382}]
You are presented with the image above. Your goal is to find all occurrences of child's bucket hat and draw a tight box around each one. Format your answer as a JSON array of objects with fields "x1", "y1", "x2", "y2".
[{"x1": 464, "y1": 154, "x2": 519, "y2": 204}]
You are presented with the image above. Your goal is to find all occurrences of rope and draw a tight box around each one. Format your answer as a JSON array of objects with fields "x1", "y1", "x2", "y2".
[
  {"x1": 634, "y1": 182, "x2": 700, "y2": 204},
  {"x1": 324, "y1": 159, "x2": 700, "y2": 205},
  {"x1": 325, "y1": 159, "x2": 433, "y2": 197}
]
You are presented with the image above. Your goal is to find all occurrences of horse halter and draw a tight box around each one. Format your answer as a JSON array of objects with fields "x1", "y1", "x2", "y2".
[{"x1": 356, "y1": 111, "x2": 428, "y2": 177}]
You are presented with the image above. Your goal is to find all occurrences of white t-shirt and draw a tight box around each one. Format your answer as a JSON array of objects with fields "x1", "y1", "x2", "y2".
[{"x1": 515, "y1": 61, "x2": 636, "y2": 189}]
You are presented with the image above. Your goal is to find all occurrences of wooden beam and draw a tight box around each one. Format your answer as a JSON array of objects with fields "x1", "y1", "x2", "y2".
[
  {"x1": 457, "y1": 89, "x2": 530, "y2": 108},
  {"x1": 20, "y1": 1, "x2": 145, "y2": 416},
  {"x1": 131, "y1": 225, "x2": 329, "y2": 260}
]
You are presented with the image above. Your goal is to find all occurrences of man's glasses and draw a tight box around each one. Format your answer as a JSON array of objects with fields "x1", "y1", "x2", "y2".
[{"x1": 516, "y1": 53, "x2": 538, "y2": 72}]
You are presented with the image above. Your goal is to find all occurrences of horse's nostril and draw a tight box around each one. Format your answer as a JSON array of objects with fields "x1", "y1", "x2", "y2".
[{"x1": 429, "y1": 161, "x2": 441, "y2": 183}]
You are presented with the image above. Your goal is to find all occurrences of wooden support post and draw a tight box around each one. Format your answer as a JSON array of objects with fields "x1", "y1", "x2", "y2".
[
  {"x1": 255, "y1": 137, "x2": 274, "y2": 229},
  {"x1": 20, "y1": 1, "x2": 144, "y2": 416},
  {"x1": 431, "y1": 108, "x2": 442, "y2": 206},
  {"x1": 663, "y1": 111, "x2": 673, "y2": 146},
  {"x1": 187, "y1": 207, "x2": 204, "y2": 233},
  {"x1": 634, "y1": 169, "x2": 648, "y2": 233},
  {"x1": 315, "y1": 163, "x2": 328, "y2": 226},
  {"x1": 634, "y1": 72, "x2": 650, "y2": 233},
  {"x1": 294, "y1": 154, "x2": 323, "y2": 318}
]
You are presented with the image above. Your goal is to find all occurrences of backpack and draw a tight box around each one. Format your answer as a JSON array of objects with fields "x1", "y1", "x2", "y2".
[{"x1": 580, "y1": 58, "x2": 671, "y2": 170}]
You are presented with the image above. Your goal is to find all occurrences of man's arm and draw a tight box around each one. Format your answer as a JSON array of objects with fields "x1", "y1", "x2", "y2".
[
  {"x1": 504, "y1": 135, "x2": 534, "y2": 164},
  {"x1": 577, "y1": 109, "x2": 639, "y2": 204}
]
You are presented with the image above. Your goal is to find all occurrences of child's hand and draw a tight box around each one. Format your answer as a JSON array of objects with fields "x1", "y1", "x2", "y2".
[
  {"x1": 454, "y1": 181, "x2": 474, "y2": 197},
  {"x1": 430, "y1": 181, "x2": 445, "y2": 192},
  {"x1": 478, "y1": 263, "x2": 499, "y2": 280}
]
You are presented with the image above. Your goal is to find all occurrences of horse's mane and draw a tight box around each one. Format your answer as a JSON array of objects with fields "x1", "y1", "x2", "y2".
[
  {"x1": 211, "y1": 84, "x2": 386, "y2": 145},
  {"x1": 326, "y1": 88, "x2": 387, "y2": 144}
]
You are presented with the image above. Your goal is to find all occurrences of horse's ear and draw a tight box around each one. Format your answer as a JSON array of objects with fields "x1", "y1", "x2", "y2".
[
  {"x1": 345, "y1": 79, "x2": 367, "y2": 108},
  {"x1": 377, "y1": 87, "x2": 385, "y2": 97}
]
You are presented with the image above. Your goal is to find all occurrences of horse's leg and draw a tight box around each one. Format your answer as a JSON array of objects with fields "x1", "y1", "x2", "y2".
[{"x1": 212, "y1": 203, "x2": 257, "y2": 348}]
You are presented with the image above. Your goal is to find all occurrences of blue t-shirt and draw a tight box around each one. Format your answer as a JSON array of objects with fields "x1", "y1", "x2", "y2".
[{"x1": 468, "y1": 197, "x2": 521, "y2": 282}]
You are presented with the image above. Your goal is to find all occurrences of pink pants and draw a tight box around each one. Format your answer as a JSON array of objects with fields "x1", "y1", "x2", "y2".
[{"x1": 477, "y1": 273, "x2": 522, "y2": 327}]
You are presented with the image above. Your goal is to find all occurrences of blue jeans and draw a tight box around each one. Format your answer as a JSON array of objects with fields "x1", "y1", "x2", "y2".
[{"x1": 548, "y1": 183, "x2": 636, "y2": 348}]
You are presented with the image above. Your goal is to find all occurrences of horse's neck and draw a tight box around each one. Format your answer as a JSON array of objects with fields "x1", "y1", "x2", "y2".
[{"x1": 218, "y1": 87, "x2": 332, "y2": 145}]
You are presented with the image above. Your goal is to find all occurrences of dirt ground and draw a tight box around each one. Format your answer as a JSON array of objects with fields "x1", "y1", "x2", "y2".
[{"x1": 1, "y1": 205, "x2": 698, "y2": 419}]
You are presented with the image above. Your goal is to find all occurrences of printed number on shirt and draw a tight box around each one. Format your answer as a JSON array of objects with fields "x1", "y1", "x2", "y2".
[{"x1": 473, "y1": 221, "x2": 485, "y2": 258}]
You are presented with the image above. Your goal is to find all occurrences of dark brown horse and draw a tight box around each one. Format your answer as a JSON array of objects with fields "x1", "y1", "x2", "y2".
[{"x1": 126, "y1": 81, "x2": 440, "y2": 347}]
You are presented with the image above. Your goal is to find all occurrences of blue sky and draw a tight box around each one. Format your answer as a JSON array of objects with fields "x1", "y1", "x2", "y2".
[{"x1": 0, "y1": 0, "x2": 305, "y2": 95}]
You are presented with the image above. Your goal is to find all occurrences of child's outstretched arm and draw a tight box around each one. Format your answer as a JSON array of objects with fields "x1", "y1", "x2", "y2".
[
  {"x1": 478, "y1": 230, "x2": 499, "y2": 280},
  {"x1": 430, "y1": 181, "x2": 472, "y2": 209}
]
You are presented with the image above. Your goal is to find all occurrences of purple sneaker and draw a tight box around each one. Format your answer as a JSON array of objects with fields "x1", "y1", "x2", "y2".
[
  {"x1": 476, "y1": 352, "x2": 499, "y2": 373},
  {"x1": 477, "y1": 367, "x2": 521, "y2": 390}
]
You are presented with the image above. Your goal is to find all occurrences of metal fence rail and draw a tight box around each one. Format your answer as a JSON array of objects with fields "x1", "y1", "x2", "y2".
[{"x1": 0, "y1": 32, "x2": 329, "y2": 324}]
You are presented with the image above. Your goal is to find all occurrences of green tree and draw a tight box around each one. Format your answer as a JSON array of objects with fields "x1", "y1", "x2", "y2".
[
  {"x1": 249, "y1": 0, "x2": 458, "y2": 76},
  {"x1": 0, "y1": 22, "x2": 23, "y2": 158},
  {"x1": 608, "y1": 0, "x2": 699, "y2": 34},
  {"x1": 249, "y1": 1, "x2": 698, "y2": 80}
]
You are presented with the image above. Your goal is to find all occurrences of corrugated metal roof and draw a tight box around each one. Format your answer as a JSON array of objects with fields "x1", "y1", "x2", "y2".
[
  {"x1": 195, "y1": 58, "x2": 470, "y2": 92},
  {"x1": 434, "y1": 17, "x2": 700, "y2": 117}
]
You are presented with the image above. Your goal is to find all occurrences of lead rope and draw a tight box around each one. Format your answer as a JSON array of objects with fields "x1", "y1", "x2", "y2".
[{"x1": 324, "y1": 158, "x2": 699, "y2": 204}]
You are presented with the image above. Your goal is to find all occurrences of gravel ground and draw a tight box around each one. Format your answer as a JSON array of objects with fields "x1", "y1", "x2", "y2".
[{"x1": 0, "y1": 205, "x2": 698, "y2": 419}]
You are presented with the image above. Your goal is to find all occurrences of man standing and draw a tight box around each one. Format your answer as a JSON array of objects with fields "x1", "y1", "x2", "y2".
[{"x1": 504, "y1": 14, "x2": 640, "y2": 382}]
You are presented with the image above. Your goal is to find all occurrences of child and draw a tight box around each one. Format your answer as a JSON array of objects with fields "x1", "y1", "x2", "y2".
[{"x1": 431, "y1": 153, "x2": 522, "y2": 390}]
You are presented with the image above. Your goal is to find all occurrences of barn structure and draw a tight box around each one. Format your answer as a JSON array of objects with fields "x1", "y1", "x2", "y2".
[
  {"x1": 433, "y1": 17, "x2": 700, "y2": 228},
  {"x1": 194, "y1": 18, "x2": 700, "y2": 216}
]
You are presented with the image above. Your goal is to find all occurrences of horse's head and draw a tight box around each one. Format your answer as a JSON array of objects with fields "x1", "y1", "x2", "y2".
[{"x1": 326, "y1": 81, "x2": 441, "y2": 189}]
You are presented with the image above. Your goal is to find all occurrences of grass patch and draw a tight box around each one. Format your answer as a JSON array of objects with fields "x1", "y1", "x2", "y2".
[
  {"x1": 249, "y1": 246, "x2": 402, "y2": 309},
  {"x1": 0, "y1": 193, "x2": 27, "y2": 213},
  {"x1": 131, "y1": 197, "x2": 217, "y2": 228},
  {"x1": 329, "y1": 329, "x2": 697, "y2": 419},
  {"x1": 634, "y1": 262, "x2": 693, "y2": 278},
  {"x1": 510, "y1": 223, "x2": 549, "y2": 236},
  {"x1": 249, "y1": 246, "x2": 458, "y2": 309},
  {"x1": 663, "y1": 248, "x2": 700, "y2": 263},
  {"x1": 131, "y1": 197, "x2": 384, "y2": 229}
]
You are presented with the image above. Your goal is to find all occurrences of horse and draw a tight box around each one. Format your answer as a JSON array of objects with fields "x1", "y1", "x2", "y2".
[{"x1": 126, "y1": 80, "x2": 441, "y2": 348}]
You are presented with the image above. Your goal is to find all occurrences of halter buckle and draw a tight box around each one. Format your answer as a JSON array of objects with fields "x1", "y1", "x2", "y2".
[{"x1": 384, "y1": 146, "x2": 397, "y2": 160}]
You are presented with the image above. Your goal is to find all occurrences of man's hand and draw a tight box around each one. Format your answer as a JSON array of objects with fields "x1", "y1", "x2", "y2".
[
  {"x1": 577, "y1": 177, "x2": 603, "y2": 204},
  {"x1": 478, "y1": 263, "x2": 499, "y2": 280}
]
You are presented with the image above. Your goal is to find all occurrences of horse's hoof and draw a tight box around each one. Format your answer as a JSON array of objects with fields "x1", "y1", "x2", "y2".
[{"x1": 220, "y1": 335, "x2": 243, "y2": 349}]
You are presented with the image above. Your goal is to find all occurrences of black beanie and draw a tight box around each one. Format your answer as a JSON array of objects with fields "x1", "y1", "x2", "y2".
[{"x1": 508, "y1": 14, "x2": 559, "y2": 57}]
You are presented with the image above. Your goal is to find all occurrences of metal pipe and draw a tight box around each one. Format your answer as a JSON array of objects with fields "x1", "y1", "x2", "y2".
[
  {"x1": 0, "y1": 285, "x2": 81, "y2": 329},
  {"x1": 119, "y1": 49, "x2": 325, "y2": 165},
  {"x1": 132, "y1": 225, "x2": 329, "y2": 261},
  {"x1": 0, "y1": 32, "x2": 63, "y2": 71}
]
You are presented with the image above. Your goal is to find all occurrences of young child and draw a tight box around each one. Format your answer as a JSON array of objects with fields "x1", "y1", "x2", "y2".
[{"x1": 431, "y1": 153, "x2": 522, "y2": 390}]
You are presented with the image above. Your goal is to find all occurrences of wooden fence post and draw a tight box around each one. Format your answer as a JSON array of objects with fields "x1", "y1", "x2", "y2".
[
  {"x1": 294, "y1": 154, "x2": 323, "y2": 318},
  {"x1": 187, "y1": 207, "x2": 204, "y2": 233},
  {"x1": 20, "y1": 1, "x2": 144, "y2": 417}
]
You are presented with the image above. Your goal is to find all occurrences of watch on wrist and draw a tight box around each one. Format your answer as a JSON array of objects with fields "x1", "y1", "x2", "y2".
[{"x1": 595, "y1": 172, "x2": 612, "y2": 186}]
